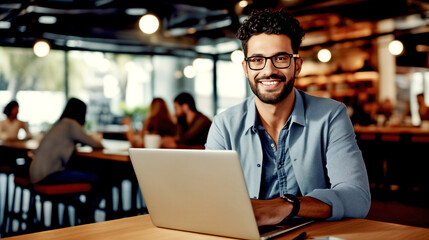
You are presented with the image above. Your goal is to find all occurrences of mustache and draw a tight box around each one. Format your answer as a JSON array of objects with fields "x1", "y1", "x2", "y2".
[{"x1": 255, "y1": 74, "x2": 286, "y2": 82}]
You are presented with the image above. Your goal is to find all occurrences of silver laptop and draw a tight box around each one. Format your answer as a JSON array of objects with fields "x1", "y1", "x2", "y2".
[{"x1": 129, "y1": 148, "x2": 315, "y2": 240}]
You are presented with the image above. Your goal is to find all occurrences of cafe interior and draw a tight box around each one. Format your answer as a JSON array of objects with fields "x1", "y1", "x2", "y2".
[{"x1": 1, "y1": 0, "x2": 429, "y2": 238}]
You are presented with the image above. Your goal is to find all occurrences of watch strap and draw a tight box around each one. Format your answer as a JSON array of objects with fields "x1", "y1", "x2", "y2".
[{"x1": 281, "y1": 194, "x2": 300, "y2": 218}]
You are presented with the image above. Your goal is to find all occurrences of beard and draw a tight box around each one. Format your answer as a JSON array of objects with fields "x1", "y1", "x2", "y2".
[{"x1": 248, "y1": 73, "x2": 295, "y2": 104}]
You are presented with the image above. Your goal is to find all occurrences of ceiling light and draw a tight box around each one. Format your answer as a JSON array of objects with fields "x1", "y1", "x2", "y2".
[
  {"x1": 184, "y1": 65, "x2": 197, "y2": 78},
  {"x1": 317, "y1": 48, "x2": 332, "y2": 62},
  {"x1": 174, "y1": 70, "x2": 183, "y2": 79},
  {"x1": 38, "y1": 16, "x2": 57, "y2": 24},
  {"x1": 231, "y1": 50, "x2": 244, "y2": 64},
  {"x1": 238, "y1": 0, "x2": 249, "y2": 8},
  {"x1": 388, "y1": 40, "x2": 404, "y2": 56},
  {"x1": 0, "y1": 21, "x2": 11, "y2": 29},
  {"x1": 126, "y1": 8, "x2": 147, "y2": 16},
  {"x1": 139, "y1": 14, "x2": 160, "y2": 34},
  {"x1": 33, "y1": 40, "x2": 50, "y2": 57}
]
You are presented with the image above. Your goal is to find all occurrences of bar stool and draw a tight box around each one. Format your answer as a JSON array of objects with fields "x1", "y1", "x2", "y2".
[
  {"x1": 32, "y1": 182, "x2": 93, "y2": 229},
  {"x1": 4, "y1": 176, "x2": 95, "y2": 236},
  {"x1": 2, "y1": 174, "x2": 34, "y2": 236},
  {"x1": 0, "y1": 165, "x2": 13, "y2": 237},
  {"x1": 1, "y1": 156, "x2": 33, "y2": 237}
]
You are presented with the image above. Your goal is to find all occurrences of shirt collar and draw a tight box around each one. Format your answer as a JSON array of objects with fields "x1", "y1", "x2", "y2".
[
  {"x1": 291, "y1": 88, "x2": 306, "y2": 127},
  {"x1": 245, "y1": 88, "x2": 306, "y2": 133}
]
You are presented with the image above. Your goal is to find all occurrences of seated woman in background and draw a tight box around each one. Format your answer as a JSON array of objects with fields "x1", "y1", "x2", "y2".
[
  {"x1": 125, "y1": 98, "x2": 177, "y2": 148},
  {"x1": 29, "y1": 97, "x2": 104, "y2": 185},
  {"x1": 0, "y1": 100, "x2": 32, "y2": 141}
]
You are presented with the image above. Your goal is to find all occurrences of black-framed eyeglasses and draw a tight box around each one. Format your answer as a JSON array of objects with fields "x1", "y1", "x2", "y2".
[{"x1": 245, "y1": 53, "x2": 299, "y2": 70}]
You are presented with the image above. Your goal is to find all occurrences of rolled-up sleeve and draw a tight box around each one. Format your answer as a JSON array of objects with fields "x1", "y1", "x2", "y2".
[{"x1": 305, "y1": 104, "x2": 371, "y2": 220}]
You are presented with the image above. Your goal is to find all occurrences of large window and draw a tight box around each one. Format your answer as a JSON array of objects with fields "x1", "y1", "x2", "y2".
[
  {"x1": 0, "y1": 46, "x2": 248, "y2": 136},
  {"x1": 216, "y1": 60, "x2": 247, "y2": 113},
  {"x1": 0, "y1": 46, "x2": 65, "y2": 133}
]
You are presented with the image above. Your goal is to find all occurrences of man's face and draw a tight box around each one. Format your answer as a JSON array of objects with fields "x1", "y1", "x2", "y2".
[
  {"x1": 242, "y1": 33, "x2": 302, "y2": 104},
  {"x1": 174, "y1": 102, "x2": 184, "y2": 117}
]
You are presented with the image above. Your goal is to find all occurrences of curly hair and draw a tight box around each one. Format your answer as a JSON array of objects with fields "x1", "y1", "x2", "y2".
[{"x1": 236, "y1": 8, "x2": 305, "y2": 57}]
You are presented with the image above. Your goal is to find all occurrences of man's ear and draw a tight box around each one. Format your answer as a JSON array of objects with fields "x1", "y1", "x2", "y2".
[
  {"x1": 242, "y1": 60, "x2": 249, "y2": 79},
  {"x1": 294, "y1": 58, "x2": 303, "y2": 76}
]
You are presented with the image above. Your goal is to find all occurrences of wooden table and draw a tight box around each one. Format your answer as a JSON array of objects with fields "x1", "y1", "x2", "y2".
[
  {"x1": 4, "y1": 214, "x2": 429, "y2": 240},
  {"x1": 354, "y1": 125, "x2": 429, "y2": 142},
  {"x1": 0, "y1": 139, "x2": 204, "y2": 163},
  {"x1": 354, "y1": 125, "x2": 429, "y2": 135},
  {"x1": 76, "y1": 149, "x2": 130, "y2": 162}
]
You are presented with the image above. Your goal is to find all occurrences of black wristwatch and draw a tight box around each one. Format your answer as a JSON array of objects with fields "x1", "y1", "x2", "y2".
[{"x1": 281, "y1": 194, "x2": 300, "y2": 218}]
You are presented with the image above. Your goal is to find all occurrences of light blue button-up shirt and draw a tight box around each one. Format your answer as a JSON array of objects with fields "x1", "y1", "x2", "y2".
[
  {"x1": 205, "y1": 88, "x2": 371, "y2": 220},
  {"x1": 257, "y1": 116, "x2": 299, "y2": 199}
]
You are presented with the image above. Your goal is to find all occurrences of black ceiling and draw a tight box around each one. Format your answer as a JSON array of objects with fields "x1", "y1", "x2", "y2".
[{"x1": 0, "y1": 0, "x2": 428, "y2": 56}]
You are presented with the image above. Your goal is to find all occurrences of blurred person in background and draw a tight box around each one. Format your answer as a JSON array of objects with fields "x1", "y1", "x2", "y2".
[
  {"x1": 125, "y1": 98, "x2": 177, "y2": 148},
  {"x1": 29, "y1": 97, "x2": 104, "y2": 184},
  {"x1": 173, "y1": 92, "x2": 212, "y2": 146},
  {"x1": 0, "y1": 100, "x2": 32, "y2": 141},
  {"x1": 417, "y1": 93, "x2": 429, "y2": 121},
  {"x1": 29, "y1": 97, "x2": 104, "y2": 223},
  {"x1": 351, "y1": 93, "x2": 377, "y2": 126}
]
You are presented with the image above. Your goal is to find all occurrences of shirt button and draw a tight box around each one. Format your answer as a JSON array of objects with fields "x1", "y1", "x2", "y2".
[
  {"x1": 271, "y1": 143, "x2": 275, "y2": 148},
  {"x1": 257, "y1": 164, "x2": 261, "y2": 167}
]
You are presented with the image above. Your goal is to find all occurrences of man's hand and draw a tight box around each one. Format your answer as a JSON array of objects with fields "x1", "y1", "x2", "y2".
[
  {"x1": 251, "y1": 198, "x2": 292, "y2": 226},
  {"x1": 251, "y1": 196, "x2": 332, "y2": 227}
]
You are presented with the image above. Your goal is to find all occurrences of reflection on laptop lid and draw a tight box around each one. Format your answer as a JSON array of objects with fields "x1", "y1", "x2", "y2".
[{"x1": 129, "y1": 148, "x2": 314, "y2": 240}]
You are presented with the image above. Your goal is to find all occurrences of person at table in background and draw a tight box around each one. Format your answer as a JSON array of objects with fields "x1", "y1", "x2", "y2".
[
  {"x1": 205, "y1": 8, "x2": 370, "y2": 226},
  {"x1": 377, "y1": 98, "x2": 393, "y2": 126},
  {"x1": 173, "y1": 92, "x2": 212, "y2": 146},
  {"x1": 350, "y1": 92, "x2": 377, "y2": 126},
  {"x1": 29, "y1": 97, "x2": 103, "y2": 185},
  {"x1": 0, "y1": 100, "x2": 32, "y2": 141},
  {"x1": 125, "y1": 98, "x2": 177, "y2": 148},
  {"x1": 417, "y1": 93, "x2": 429, "y2": 121}
]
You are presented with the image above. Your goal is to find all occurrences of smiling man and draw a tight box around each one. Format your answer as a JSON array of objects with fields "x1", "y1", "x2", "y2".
[{"x1": 205, "y1": 8, "x2": 371, "y2": 226}]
